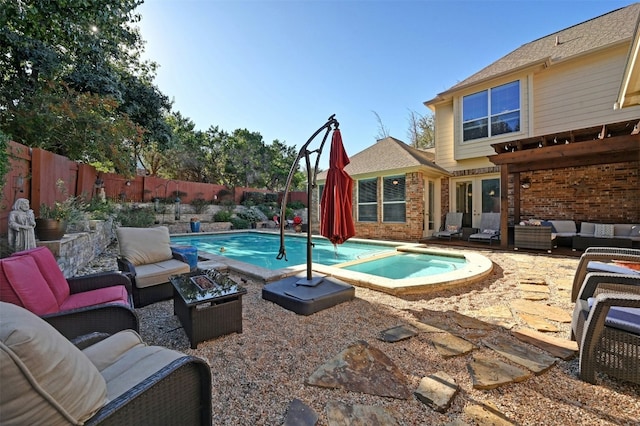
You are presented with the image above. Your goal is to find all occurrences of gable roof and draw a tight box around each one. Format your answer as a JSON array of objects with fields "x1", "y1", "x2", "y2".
[
  {"x1": 317, "y1": 137, "x2": 450, "y2": 180},
  {"x1": 427, "y1": 3, "x2": 640, "y2": 103}
]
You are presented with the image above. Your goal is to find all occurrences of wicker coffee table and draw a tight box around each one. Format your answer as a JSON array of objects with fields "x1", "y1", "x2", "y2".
[{"x1": 170, "y1": 269, "x2": 247, "y2": 349}]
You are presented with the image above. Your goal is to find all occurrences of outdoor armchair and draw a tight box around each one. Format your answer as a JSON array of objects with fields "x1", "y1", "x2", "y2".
[
  {"x1": 116, "y1": 226, "x2": 191, "y2": 307},
  {"x1": 0, "y1": 302, "x2": 212, "y2": 425},
  {"x1": 570, "y1": 247, "x2": 640, "y2": 302},
  {"x1": 0, "y1": 246, "x2": 138, "y2": 340},
  {"x1": 570, "y1": 272, "x2": 640, "y2": 384},
  {"x1": 468, "y1": 212, "x2": 501, "y2": 245},
  {"x1": 433, "y1": 212, "x2": 464, "y2": 240}
]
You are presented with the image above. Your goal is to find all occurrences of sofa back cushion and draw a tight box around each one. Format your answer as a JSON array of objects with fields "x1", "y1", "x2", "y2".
[
  {"x1": 580, "y1": 222, "x2": 596, "y2": 235},
  {"x1": 549, "y1": 220, "x2": 576, "y2": 234},
  {"x1": 117, "y1": 226, "x2": 173, "y2": 266},
  {"x1": 1, "y1": 256, "x2": 59, "y2": 315},
  {"x1": 613, "y1": 224, "x2": 634, "y2": 237},
  {"x1": 0, "y1": 302, "x2": 107, "y2": 424},
  {"x1": 11, "y1": 246, "x2": 70, "y2": 305}
]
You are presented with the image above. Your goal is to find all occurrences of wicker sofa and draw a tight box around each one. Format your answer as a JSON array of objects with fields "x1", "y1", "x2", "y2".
[
  {"x1": 0, "y1": 302, "x2": 212, "y2": 425},
  {"x1": 573, "y1": 222, "x2": 640, "y2": 250}
]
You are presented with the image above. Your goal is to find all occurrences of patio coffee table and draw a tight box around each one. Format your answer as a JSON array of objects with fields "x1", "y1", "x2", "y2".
[{"x1": 170, "y1": 269, "x2": 247, "y2": 349}]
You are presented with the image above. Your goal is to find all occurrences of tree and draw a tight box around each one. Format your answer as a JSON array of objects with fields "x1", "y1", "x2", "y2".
[
  {"x1": 407, "y1": 110, "x2": 435, "y2": 149},
  {"x1": 372, "y1": 110, "x2": 389, "y2": 140},
  {"x1": 0, "y1": 0, "x2": 167, "y2": 175}
]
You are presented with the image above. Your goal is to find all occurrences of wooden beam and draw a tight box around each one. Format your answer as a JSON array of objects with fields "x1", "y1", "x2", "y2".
[
  {"x1": 504, "y1": 151, "x2": 638, "y2": 173},
  {"x1": 500, "y1": 165, "x2": 509, "y2": 249}
]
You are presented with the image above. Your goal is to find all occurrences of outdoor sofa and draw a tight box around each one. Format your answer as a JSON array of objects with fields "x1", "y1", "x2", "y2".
[
  {"x1": 0, "y1": 302, "x2": 212, "y2": 425},
  {"x1": 572, "y1": 222, "x2": 640, "y2": 250},
  {"x1": 0, "y1": 246, "x2": 138, "y2": 340}
]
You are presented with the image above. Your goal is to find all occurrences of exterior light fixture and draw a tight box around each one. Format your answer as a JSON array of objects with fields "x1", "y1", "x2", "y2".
[{"x1": 174, "y1": 196, "x2": 181, "y2": 220}]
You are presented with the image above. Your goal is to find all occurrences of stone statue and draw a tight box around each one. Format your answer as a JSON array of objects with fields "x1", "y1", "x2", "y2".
[{"x1": 8, "y1": 198, "x2": 37, "y2": 252}]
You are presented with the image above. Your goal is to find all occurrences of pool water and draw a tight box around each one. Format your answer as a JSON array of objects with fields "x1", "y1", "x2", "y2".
[
  {"x1": 340, "y1": 252, "x2": 466, "y2": 279},
  {"x1": 171, "y1": 232, "x2": 395, "y2": 270}
]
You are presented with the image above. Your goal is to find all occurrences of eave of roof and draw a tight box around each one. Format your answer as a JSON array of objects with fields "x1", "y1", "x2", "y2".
[
  {"x1": 615, "y1": 10, "x2": 640, "y2": 109},
  {"x1": 425, "y1": 3, "x2": 640, "y2": 106},
  {"x1": 317, "y1": 137, "x2": 450, "y2": 181}
]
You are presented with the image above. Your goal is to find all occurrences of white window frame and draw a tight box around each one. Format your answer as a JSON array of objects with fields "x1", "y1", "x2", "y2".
[
  {"x1": 382, "y1": 175, "x2": 406, "y2": 223},
  {"x1": 462, "y1": 80, "x2": 520, "y2": 142}
]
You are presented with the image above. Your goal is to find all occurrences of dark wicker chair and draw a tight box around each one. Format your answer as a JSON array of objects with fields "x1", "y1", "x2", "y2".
[
  {"x1": 570, "y1": 247, "x2": 640, "y2": 302},
  {"x1": 571, "y1": 272, "x2": 640, "y2": 384},
  {"x1": 0, "y1": 247, "x2": 138, "y2": 340},
  {"x1": 1, "y1": 303, "x2": 212, "y2": 425},
  {"x1": 116, "y1": 226, "x2": 191, "y2": 307}
]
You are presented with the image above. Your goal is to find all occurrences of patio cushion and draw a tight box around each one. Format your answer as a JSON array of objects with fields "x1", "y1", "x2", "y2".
[
  {"x1": 587, "y1": 261, "x2": 640, "y2": 275},
  {"x1": 132, "y1": 259, "x2": 191, "y2": 288},
  {"x1": 59, "y1": 285, "x2": 130, "y2": 311},
  {"x1": 594, "y1": 224, "x2": 615, "y2": 238},
  {"x1": 2, "y1": 256, "x2": 58, "y2": 315},
  {"x1": 12, "y1": 246, "x2": 70, "y2": 305},
  {"x1": 587, "y1": 298, "x2": 640, "y2": 335},
  {"x1": 0, "y1": 302, "x2": 107, "y2": 425},
  {"x1": 630, "y1": 225, "x2": 640, "y2": 237},
  {"x1": 580, "y1": 222, "x2": 596, "y2": 235},
  {"x1": 117, "y1": 226, "x2": 173, "y2": 266}
]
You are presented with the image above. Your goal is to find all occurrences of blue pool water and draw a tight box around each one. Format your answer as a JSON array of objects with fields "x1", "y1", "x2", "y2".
[
  {"x1": 170, "y1": 232, "x2": 395, "y2": 270},
  {"x1": 341, "y1": 252, "x2": 466, "y2": 279}
]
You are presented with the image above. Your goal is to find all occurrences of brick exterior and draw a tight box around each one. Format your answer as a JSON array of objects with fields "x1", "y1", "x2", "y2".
[
  {"x1": 311, "y1": 172, "x2": 426, "y2": 243},
  {"x1": 517, "y1": 161, "x2": 639, "y2": 224}
]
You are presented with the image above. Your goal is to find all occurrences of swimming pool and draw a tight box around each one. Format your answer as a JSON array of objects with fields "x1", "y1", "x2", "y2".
[
  {"x1": 171, "y1": 231, "x2": 494, "y2": 296},
  {"x1": 171, "y1": 232, "x2": 397, "y2": 269}
]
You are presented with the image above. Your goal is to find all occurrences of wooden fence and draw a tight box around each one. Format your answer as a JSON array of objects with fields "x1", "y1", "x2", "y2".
[{"x1": 1, "y1": 141, "x2": 306, "y2": 235}]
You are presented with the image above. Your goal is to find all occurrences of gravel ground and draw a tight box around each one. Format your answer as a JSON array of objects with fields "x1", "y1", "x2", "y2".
[{"x1": 79, "y1": 244, "x2": 640, "y2": 425}]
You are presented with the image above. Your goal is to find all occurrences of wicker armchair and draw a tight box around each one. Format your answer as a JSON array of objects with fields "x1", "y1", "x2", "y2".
[
  {"x1": 571, "y1": 272, "x2": 640, "y2": 384},
  {"x1": 570, "y1": 247, "x2": 640, "y2": 302},
  {"x1": 0, "y1": 247, "x2": 138, "y2": 340},
  {"x1": 116, "y1": 226, "x2": 191, "y2": 307},
  {"x1": 1, "y1": 302, "x2": 212, "y2": 425}
]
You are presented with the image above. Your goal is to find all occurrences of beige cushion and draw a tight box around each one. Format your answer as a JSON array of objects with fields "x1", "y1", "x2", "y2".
[
  {"x1": 117, "y1": 226, "x2": 173, "y2": 266},
  {"x1": 0, "y1": 302, "x2": 107, "y2": 425},
  {"x1": 133, "y1": 259, "x2": 191, "y2": 288},
  {"x1": 82, "y1": 330, "x2": 185, "y2": 401}
]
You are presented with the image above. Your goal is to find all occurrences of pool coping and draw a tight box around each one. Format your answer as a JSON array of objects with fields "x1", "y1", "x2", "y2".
[{"x1": 174, "y1": 230, "x2": 494, "y2": 296}]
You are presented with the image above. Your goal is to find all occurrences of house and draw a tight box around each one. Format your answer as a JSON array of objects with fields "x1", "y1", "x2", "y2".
[
  {"x1": 424, "y1": 3, "x2": 640, "y2": 247},
  {"x1": 315, "y1": 137, "x2": 449, "y2": 241}
]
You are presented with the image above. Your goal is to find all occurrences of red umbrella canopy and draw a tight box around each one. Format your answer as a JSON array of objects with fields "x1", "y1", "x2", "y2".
[{"x1": 320, "y1": 129, "x2": 355, "y2": 245}]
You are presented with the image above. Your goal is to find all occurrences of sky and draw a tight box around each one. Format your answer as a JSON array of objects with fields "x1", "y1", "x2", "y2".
[{"x1": 136, "y1": 0, "x2": 635, "y2": 169}]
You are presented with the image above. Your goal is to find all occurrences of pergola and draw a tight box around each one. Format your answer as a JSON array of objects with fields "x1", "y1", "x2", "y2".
[{"x1": 488, "y1": 119, "x2": 640, "y2": 248}]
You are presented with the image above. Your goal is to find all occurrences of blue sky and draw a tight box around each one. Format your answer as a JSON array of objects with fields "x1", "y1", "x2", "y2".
[{"x1": 137, "y1": 0, "x2": 634, "y2": 169}]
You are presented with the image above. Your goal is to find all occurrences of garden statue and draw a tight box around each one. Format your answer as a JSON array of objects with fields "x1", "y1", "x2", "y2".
[{"x1": 8, "y1": 198, "x2": 36, "y2": 251}]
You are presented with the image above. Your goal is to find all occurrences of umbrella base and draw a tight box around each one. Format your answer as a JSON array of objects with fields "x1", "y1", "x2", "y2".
[
  {"x1": 296, "y1": 276, "x2": 324, "y2": 287},
  {"x1": 262, "y1": 274, "x2": 355, "y2": 316}
]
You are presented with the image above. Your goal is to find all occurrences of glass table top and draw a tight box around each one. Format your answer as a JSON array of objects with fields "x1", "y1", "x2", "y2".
[{"x1": 170, "y1": 269, "x2": 247, "y2": 306}]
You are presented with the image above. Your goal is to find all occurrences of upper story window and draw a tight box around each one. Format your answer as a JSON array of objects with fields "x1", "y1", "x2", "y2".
[
  {"x1": 357, "y1": 178, "x2": 377, "y2": 222},
  {"x1": 462, "y1": 80, "x2": 520, "y2": 141}
]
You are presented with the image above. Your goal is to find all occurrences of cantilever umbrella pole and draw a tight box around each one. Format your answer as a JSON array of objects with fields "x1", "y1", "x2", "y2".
[{"x1": 276, "y1": 114, "x2": 339, "y2": 285}]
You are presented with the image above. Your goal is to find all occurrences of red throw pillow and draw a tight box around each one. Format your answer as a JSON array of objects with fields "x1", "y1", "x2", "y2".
[
  {"x1": 14, "y1": 247, "x2": 70, "y2": 305},
  {"x1": 2, "y1": 256, "x2": 59, "y2": 315}
]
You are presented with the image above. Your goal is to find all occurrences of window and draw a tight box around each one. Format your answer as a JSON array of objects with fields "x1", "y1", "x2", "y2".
[
  {"x1": 357, "y1": 179, "x2": 377, "y2": 222},
  {"x1": 383, "y1": 176, "x2": 405, "y2": 222},
  {"x1": 462, "y1": 81, "x2": 520, "y2": 141}
]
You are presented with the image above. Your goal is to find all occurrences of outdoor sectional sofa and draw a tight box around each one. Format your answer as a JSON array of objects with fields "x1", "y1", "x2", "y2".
[{"x1": 573, "y1": 222, "x2": 640, "y2": 250}]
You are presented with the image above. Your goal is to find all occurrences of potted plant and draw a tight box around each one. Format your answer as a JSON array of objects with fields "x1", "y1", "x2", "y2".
[
  {"x1": 190, "y1": 217, "x2": 201, "y2": 233},
  {"x1": 36, "y1": 201, "x2": 72, "y2": 240},
  {"x1": 293, "y1": 216, "x2": 303, "y2": 233}
]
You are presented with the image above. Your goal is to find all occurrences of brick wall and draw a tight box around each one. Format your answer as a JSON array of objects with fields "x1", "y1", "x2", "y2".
[
  {"x1": 351, "y1": 172, "x2": 425, "y2": 242},
  {"x1": 518, "y1": 161, "x2": 639, "y2": 223}
]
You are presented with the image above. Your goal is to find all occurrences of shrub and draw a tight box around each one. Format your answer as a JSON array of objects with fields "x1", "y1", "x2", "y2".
[
  {"x1": 115, "y1": 205, "x2": 156, "y2": 227},
  {"x1": 213, "y1": 210, "x2": 233, "y2": 222},
  {"x1": 230, "y1": 217, "x2": 250, "y2": 229},
  {"x1": 191, "y1": 196, "x2": 209, "y2": 214},
  {"x1": 287, "y1": 201, "x2": 305, "y2": 210}
]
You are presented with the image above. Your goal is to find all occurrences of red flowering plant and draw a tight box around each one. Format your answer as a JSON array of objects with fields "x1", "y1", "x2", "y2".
[{"x1": 293, "y1": 216, "x2": 303, "y2": 225}]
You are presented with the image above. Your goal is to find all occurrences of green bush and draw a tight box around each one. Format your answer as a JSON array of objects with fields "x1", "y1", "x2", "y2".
[
  {"x1": 115, "y1": 205, "x2": 156, "y2": 227},
  {"x1": 230, "y1": 217, "x2": 250, "y2": 229},
  {"x1": 191, "y1": 196, "x2": 209, "y2": 214},
  {"x1": 287, "y1": 201, "x2": 305, "y2": 210},
  {"x1": 213, "y1": 210, "x2": 233, "y2": 222},
  {"x1": 85, "y1": 198, "x2": 117, "y2": 220}
]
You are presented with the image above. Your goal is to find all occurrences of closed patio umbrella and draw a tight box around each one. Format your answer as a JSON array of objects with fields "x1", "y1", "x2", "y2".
[{"x1": 320, "y1": 129, "x2": 355, "y2": 245}]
